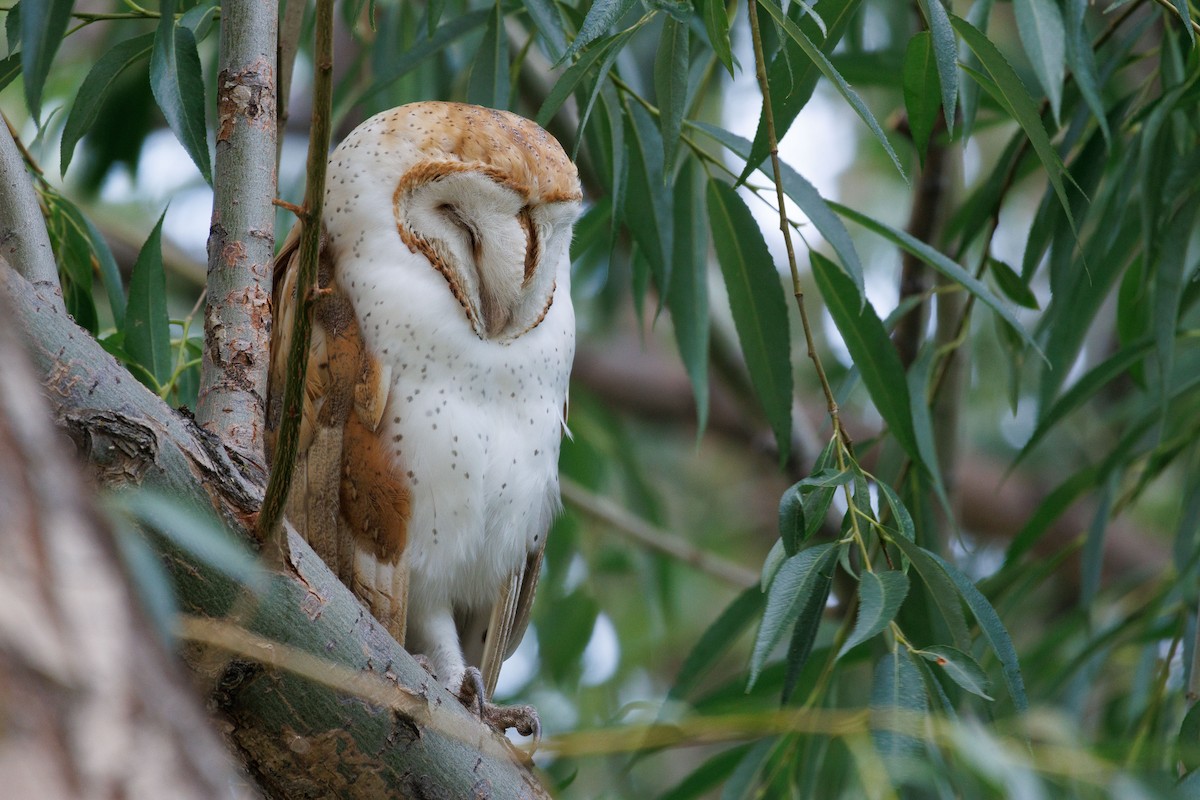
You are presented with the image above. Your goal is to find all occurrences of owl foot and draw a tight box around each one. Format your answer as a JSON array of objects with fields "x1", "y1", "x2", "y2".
[{"x1": 457, "y1": 667, "x2": 542, "y2": 740}]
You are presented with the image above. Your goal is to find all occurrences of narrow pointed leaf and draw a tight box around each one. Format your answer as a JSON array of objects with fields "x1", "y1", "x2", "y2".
[
  {"x1": 1153, "y1": 197, "x2": 1200, "y2": 423},
  {"x1": 811, "y1": 251, "x2": 922, "y2": 467},
  {"x1": 707, "y1": 180, "x2": 793, "y2": 462},
  {"x1": 355, "y1": 10, "x2": 490, "y2": 106},
  {"x1": 952, "y1": 14, "x2": 1074, "y2": 231},
  {"x1": 756, "y1": 0, "x2": 906, "y2": 181},
  {"x1": 871, "y1": 649, "x2": 928, "y2": 757},
  {"x1": 840, "y1": 570, "x2": 910, "y2": 656},
  {"x1": 693, "y1": 123, "x2": 864, "y2": 301},
  {"x1": 929, "y1": 553, "x2": 1029, "y2": 711},
  {"x1": 626, "y1": 102, "x2": 673, "y2": 297},
  {"x1": 778, "y1": 485, "x2": 806, "y2": 557},
  {"x1": 537, "y1": 30, "x2": 618, "y2": 127},
  {"x1": 919, "y1": 645, "x2": 994, "y2": 700},
  {"x1": 1064, "y1": 0, "x2": 1111, "y2": 143},
  {"x1": 1012, "y1": 0, "x2": 1065, "y2": 121},
  {"x1": 699, "y1": 0, "x2": 735, "y2": 76},
  {"x1": 876, "y1": 481, "x2": 916, "y2": 542},
  {"x1": 667, "y1": 160, "x2": 710, "y2": 432},
  {"x1": 887, "y1": 536, "x2": 972, "y2": 652},
  {"x1": 61, "y1": 33, "x2": 154, "y2": 176},
  {"x1": 123, "y1": 212, "x2": 172, "y2": 390},
  {"x1": 20, "y1": 0, "x2": 73, "y2": 121},
  {"x1": 522, "y1": 0, "x2": 569, "y2": 60},
  {"x1": 902, "y1": 31, "x2": 940, "y2": 163},
  {"x1": 151, "y1": 4, "x2": 212, "y2": 184},
  {"x1": 749, "y1": 543, "x2": 837, "y2": 687},
  {"x1": 829, "y1": 200, "x2": 1039, "y2": 353},
  {"x1": 1173, "y1": 0, "x2": 1196, "y2": 48},
  {"x1": 559, "y1": 0, "x2": 639, "y2": 64},
  {"x1": 467, "y1": 3, "x2": 509, "y2": 108},
  {"x1": 958, "y1": 0, "x2": 994, "y2": 140},
  {"x1": 653, "y1": 17, "x2": 689, "y2": 175},
  {"x1": 781, "y1": 563, "x2": 835, "y2": 702},
  {"x1": 989, "y1": 258, "x2": 1039, "y2": 309},
  {"x1": 917, "y1": 0, "x2": 958, "y2": 136}
]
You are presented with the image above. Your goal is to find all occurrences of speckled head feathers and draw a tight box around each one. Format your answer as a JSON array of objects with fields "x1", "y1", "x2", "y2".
[{"x1": 342, "y1": 102, "x2": 582, "y2": 205}]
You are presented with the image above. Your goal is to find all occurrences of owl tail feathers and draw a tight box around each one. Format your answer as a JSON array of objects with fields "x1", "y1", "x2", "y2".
[{"x1": 349, "y1": 545, "x2": 409, "y2": 647}]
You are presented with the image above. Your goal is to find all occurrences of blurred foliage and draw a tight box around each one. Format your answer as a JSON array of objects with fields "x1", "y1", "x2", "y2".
[{"x1": 6, "y1": 0, "x2": 1200, "y2": 797}]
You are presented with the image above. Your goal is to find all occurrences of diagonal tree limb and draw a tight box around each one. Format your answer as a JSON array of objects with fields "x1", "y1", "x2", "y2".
[{"x1": 2, "y1": 267, "x2": 552, "y2": 799}]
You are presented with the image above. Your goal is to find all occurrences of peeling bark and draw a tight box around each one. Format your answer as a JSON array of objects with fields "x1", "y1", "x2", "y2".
[
  {"x1": 3, "y1": 267, "x2": 552, "y2": 799},
  {"x1": 197, "y1": 2, "x2": 280, "y2": 464}
]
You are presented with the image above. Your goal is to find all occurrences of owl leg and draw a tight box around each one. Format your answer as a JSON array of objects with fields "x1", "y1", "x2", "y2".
[{"x1": 457, "y1": 669, "x2": 541, "y2": 739}]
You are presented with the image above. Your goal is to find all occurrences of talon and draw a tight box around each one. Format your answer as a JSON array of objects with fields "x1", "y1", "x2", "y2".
[{"x1": 458, "y1": 666, "x2": 487, "y2": 718}]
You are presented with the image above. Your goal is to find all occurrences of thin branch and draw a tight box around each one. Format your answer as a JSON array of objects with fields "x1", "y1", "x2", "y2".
[
  {"x1": 257, "y1": 0, "x2": 335, "y2": 544},
  {"x1": 0, "y1": 118, "x2": 62, "y2": 306},
  {"x1": 561, "y1": 479, "x2": 759, "y2": 589},
  {"x1": 196, "y1": 1, "x2": 278, "y2": 463}
]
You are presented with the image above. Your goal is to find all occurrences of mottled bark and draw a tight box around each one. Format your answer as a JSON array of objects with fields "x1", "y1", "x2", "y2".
[
  {"x1": 0, "y1": 277, "x2": 255, "y2": 800},
  {"x1": 197, "y1": 1, "x2": 279, "y2": 464},
  {"x1": 0, "y1": 122, "x2": 61, "y2": 308},
  {"x1": 3, "y1": 268, "x2": 551, "y2": 799}
]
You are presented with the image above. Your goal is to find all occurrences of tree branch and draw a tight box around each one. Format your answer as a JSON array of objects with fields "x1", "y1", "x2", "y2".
[
  {"x1": 197, "y1": 1, "x2": 279, "y2": 462},
  {"x1": 0, "y1": 273, "x2": 255, "y2": 799},
  {"x1": 0, "y1": 119, "x2": 61, "y2": 306},
  {"x1": 2, "y1": 267, "x2": 552, "y2": 799}
]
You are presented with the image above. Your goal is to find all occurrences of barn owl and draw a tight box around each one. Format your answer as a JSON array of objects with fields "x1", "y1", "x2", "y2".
[{"x1": 266, "y1": 102, "x2": 580, "y2": 734}]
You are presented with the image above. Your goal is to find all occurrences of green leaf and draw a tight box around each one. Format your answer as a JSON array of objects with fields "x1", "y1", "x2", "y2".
[
  {"x1": 916, "y1": 0, "x2": 958, "y2": 137},
  {"x1": 876, "y1": 481, "x2": 916, "y2": 542},
  {"x1": 781, "y1": 560, "x2": 835, "y2": 702},
  {"x1": 829, "y1": 201, "x2": 1040, "y2": 354},
  {"x1": 756, "y1": 0, "x2": 906, "y2": 182},
  {"x1": 1180, "y1": 701, "x2": 1200, "y2": 773},
  {"x1": 1064, "y1": 0, "x2": 1111, "y2": 143},
  {"x1": 929, "y1": 552, "x2": 1029, "y2": 711},
  {"x1": 20, "y1": 0, "x2": 72, "y2": 121},
  {"x1": 1012, "y1": 0, "x2": 1065, "y2": 122},
  {"x1": 669, "y1": 586, "x2": 764, "y2": 701},
  {"x1": 870, "y1": 649, "x2": 928, "y2": 758},
  {"x1": 0, "y1": 52, "x2": 21, "y2": 95},
  {"x1": 902, "y1": 31, "x2": 940, "y2": 164},
  {"x1": 706, "y1": 179, "x2": 793, "y2": 462},
  {"x1": 840, "y1": 570, "x2": 910, "y2": 657},
  {"x1": 1153, "y1": 197, "x2": 1200, "y2": 424},
  {"x1": 667, "y1": 160, "x2": 710, "y2": 433},
  {"x1": 887, "y1": 536, "x2": 972, "y2": 652},
  {"x1": 958, "y1": 0, "x2": 994, "y2": 141},
  {"x1": 1015, "y1": 339, "x2": 1153, "y2": 466},
  {"x1": 918, "y1": 645, "x2": 994, "y2": 700},
  {"x1": 537, "y1": 30, "x2": 620, "y2": 128},
  {"x1": 988, "y1": 257, "x2": 1039, "y2": 310},
  {"x1": 952, "y1": 14, "x2": 1074, "y2": 231},
  {"x1": 778, "y1": 484, "x2": 805, "y2": 557},
  {"x1": 698, "y1": 0, "x2": 735, "y2": 76},
  {"x1": 75, "y1": 207, "x2": 126, "y2": 329},
  {"x1": 115, "y1": 491, "x2": 267, "y2": 594},
  {"x1": 658, "y1": 744, "x2": 753, "y2": 800},
  {"x1": 354, "y1": 10, "x2": 490, "y2": 108},
  {"x1": 61, "y1": 33, "x2": 154, "y2": 176},
  {"x1": 522, "y1": 0, "x2": 569, "y2": 60},
  {"x1": 558, "y1": 0, "x2": 639, "y2": 65},
  {"x1": 653, "y1": 17, "x2": 689, "y2": 176},
  {"x1": 741, "y1": 0, "x2": 863, "y2": 181},
  {"x1": 111, "y1": 517, "x2": 179, "y2": 644},
  {"x1": 123, "y1": 212, "x2": 172, "y2": 390},
  {"x1": 1173, "y1": 0, "x2": 1196, "y2": 48},
  {"x1": 811, "y1": 251, "x2": 922, "y2": 466},
  {"x1": 749, "y1": 543, "x2": 837, "y2": 688},
  {"x1": 626, "y1": 102, "x2": 673, "y2": 299},
  {"x1": 692, "y1": 123, "x2": 864, "y2": 301},
  {"x1": 467, "y1": 3, "x2": 510, "y2": 108},
  {"x1": 151, "y1": 3, "x2": 212, "y2": 184},
  {"x1": 761, "y1": 538, "x2": 786, "y2": 591}
]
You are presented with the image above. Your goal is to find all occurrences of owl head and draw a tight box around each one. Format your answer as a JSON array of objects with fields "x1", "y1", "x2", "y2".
[{"x1": 323, "y1": 102, "x2": 582, "y2": 342}]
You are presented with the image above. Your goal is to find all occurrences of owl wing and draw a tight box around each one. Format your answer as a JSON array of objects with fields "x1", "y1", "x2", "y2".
[
  {"x1": 267, "y1": 223, "x2": 412, "y2": 646},
  {"x1": 475, "y1": 543, "x2": 545, "y2": 697}
]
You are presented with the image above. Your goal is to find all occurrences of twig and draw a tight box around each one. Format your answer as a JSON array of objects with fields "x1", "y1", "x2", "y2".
[
  {"x1": 257, "y1": 0, "x2": 335, "y2": 544},
  {"x1": 561, "y1": 479, "x2": 758, "y2": 589}
]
